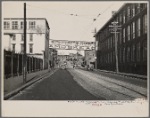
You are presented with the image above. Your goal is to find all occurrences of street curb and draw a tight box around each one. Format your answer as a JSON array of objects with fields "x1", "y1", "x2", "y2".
[
  {"x1": 4, "y1": 69, "x2": 57, "y2": 100},
  {"x1": 94, "y1": 69, "x2": 147, "y2": 80},
  {"x1": 77, "y1": 67, "x2": 147, "y2": 80}
]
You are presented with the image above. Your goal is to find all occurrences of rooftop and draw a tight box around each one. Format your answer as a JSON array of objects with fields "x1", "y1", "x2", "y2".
[
  {"x1": 4, "y1": 18, "x2": 50, "y2": 29},
  {"x1": 94, "y1": 3, "x2": 126, "y2": 37}
]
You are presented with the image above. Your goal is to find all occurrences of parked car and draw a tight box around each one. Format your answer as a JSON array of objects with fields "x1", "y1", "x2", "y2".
[{"x1": 86, "y1": 62, "x2": 94, "y2": 71}]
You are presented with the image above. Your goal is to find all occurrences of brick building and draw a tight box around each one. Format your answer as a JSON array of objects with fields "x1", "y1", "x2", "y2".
[
  {"x1": 95, "y1": 3, "x2": 147, "y2": 75},
  {"x1": 49, "y1": 48, "x2": 58, "y2": 68},
  {"x1": 84, "y1": 50, "x2": 95, "y2": 67}
]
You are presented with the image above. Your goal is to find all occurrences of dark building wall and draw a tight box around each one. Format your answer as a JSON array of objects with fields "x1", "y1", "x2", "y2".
[
  {"x1": 44, "y1": 21, "x2": 50, "y2": 69},
  {"x1": 95, "y1": 3, "x2": 147, "y2": 75},
  {"x1": 49, "y1": 48, "x2": 57, "y2": 67}
]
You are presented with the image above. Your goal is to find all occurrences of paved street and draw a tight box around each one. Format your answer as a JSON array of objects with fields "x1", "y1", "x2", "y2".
[
  {"x1": 9, "y1": 63, "x2": 147, "y2": 100},
  {"x1": 10, "y1": 68, "x2": 102, "y2": 100},
  {"x1": 68, "y1": 68, "x2": 147, "y2": 100}
]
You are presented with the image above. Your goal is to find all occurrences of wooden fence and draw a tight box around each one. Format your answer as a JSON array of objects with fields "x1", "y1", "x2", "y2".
[{"x1": 4, "y1": 50, "x2": 43, "y2": 79}]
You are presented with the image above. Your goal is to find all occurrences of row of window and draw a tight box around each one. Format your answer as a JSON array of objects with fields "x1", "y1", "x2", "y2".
[
  {"x1": 52, "y1": 41, "x2": 94, "y2": 45},
  {"x1": 99, "y1": 41, "x2": 147, "y2": 64},
  {"x1": 119, "y1": 3, "x2": 146, "y2": 25},
  {"x1": 12, "y1": 34, "x2": 33, "y2": 42},
  {"x1": 97, "y1": 4, "x2": 147, "y2": 43},
  {"x1": 12, "y1": 44, "x2": 33, "y2": 53},
  {"x1": 4, "y1": 21, "x2": 36, "y2": 30},
  {"x1": 98, "y1": 14, "x2": 147, "y2": 51},
  {"x1": 123, "y1": 14, "x2": 147, "y2": 40}
]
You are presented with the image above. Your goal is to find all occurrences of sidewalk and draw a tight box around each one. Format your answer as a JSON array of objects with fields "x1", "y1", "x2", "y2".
[
  {"x1": 95, "y1": 69, "x2": 147, "y2": 80},
  {"x1": 77, "y1": 66, "x2": 147, "y2": 80},
  {"x1": 4, "y1": 69, "x2": 49, "y2": 95}
]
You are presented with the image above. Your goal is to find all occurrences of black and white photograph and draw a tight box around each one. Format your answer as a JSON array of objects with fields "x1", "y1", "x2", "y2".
[{"x1": 1, "y1": 0, "x2": 149, "y2": 117}]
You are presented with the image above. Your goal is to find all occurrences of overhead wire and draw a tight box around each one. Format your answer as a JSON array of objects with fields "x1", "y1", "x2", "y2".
[
  {"x1": 26, "y1": 3, "x2": 114, "y2": 40},
  {"x1": 81, "y1": 3, "x2": 114, "y2": 40},
  {"x1": 26, "y1": 3, "x2": 96, "y2": 20}
]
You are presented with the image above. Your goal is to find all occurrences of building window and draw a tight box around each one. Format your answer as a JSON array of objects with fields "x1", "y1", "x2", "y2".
[
  {"x1": 127, "y1": 6, "x2": 131, "y2": 20},
  {"x1": 29, "y1": 44, "x2": 33, "y2": 53},
  {"x1": 123, "y1": 47, "x2": 125, "y2": 63},
  {"x1": 4, "y1": 21, "x2": 10, "y2": 29},
  {"x1": 142, "y1": 41, "x2": 147, "y2": 61},
  {"x1": 20, "y1": 22, "x2": 24, "y2": 29},
  {"x1": 123, "y1": 10, "x2": 126, "y2": 24},
  {"x1": 143, "y1": 14, "x2": 147, "y2": 34},
  {"x1": 12, "y1": 21, "x2": 18, "y2": 29},
  {"x1": 127, "y1": 47, "x2": 130, "y2": 62},
  {"x1": 127, "y1": 25, "x2": 130, "y2": 41},
  {"x1": 21, "y1": 44, "x2": 24, "y2": 53},
  {"x1": 117, "y1": 33, "x2": 119, "y2": 44},
  {"x1": 13, "y1": 35, "x2": 16, "y2": 41},
  {"x1": 119, "y1": 49, "x2": 122, "y2": 63},
  {"x1": 107, "y1": 39, "x2": 109, "y2": 49},
  {"x1": 30, "y1": 34, "x2": 33, "y2": 41},
  {"x1": 113, "y1": 36, "x2": 115, "y2": 47},
  {"x1": 131, "y1": 45, "x2": 135, "y2": 62},
  {"x1": 119, "y1": 32, "x2": 122, "y2": 44},
  {"x1": 113, "y1": 51, "x2": 115, "y2": 63},
  {"x1": 12, "y1": 44, "x2": 15, "y2": 52},
  {"x1": 137, "y1": 18, "x2": 141, "y2": 37},
  {"x1": 132, "y1": 4, "x2": 135, "y2": 17},
  {"x1": 123, "y1": 28, "x2": 125, "y2": 43},
  {"x1": 131, "y1": 22, "x2": 135, "y2": 39},
  {"x1": 29, "y1": 21, "x2": 36, "y2": 29},
  {"x1": 116, "y1": 17, "x2": 119, "y2": 24},
  {"x1": 137, "y1": 4, "x2": 141, "y2": 14},
  {"x1": 21, "y1": 34, "x2": 24, "y2": 41},
  {"x1": 136, "y1": 42, "x2": 141, "y2": 62},
  {"x1": 109, "y1": 52, "x2": 111, "y2": 63},
  {"x1": 110, "y1": 37, "x2": 112, "y2": 48},
  {"x1": 142, "y1": 3, "x2": 147, "y2": 9},
  {"x1": 108, "y1": 53, "x2": 109, "y2": 63},
  {"x1": 106, "y1": 54, "x2": 108, "y2": 63},
  {"x1": 119, "y1": 14, "x2": 122, "y2": 24}
]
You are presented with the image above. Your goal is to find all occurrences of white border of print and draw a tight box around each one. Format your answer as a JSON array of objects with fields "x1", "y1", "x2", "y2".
[{"x1": 1, "y1": 0, "x2": 149, "y2": 117}]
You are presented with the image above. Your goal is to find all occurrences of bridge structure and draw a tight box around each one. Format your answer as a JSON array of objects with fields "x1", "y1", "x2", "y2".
[{"x1": 49, "y1": 39, "x2": 95, "y2": 51}]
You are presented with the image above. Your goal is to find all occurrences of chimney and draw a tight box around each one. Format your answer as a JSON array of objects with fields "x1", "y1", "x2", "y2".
[{"x1": 112, "y1": 11, "x2": 117, "y2": 16}]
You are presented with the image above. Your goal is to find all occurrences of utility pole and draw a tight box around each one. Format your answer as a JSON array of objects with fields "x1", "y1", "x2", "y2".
[
  {"x1": 23, "y1": 3, "x2": 27, "y2": 83},
  {"x1": 109, "y1": 21, "x2": 121, "y2": 73},
  {"x1": 92, "y1": 28, "x2": 97, "y2": 69}
]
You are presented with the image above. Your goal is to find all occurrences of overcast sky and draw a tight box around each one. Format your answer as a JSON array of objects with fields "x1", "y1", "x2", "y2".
[
  {"x1": 2, "y1": 1, "x2": 127, "y2": 41},
  {"x1": 3, "y1": 1, "x2": 137, "y2": 55}
]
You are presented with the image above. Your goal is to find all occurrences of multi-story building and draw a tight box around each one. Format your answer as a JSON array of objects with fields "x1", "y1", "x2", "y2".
[
  {"x1": 57, "y1": 55, "x2": 69, "y2": 62},
  {"x1": 95, "y1": 3, "x2": 147, "y2": 75},
  {"x1": 49, "y1": 48, "x2": 58, "y2": 68},
  {"x1": 84, "y1": 50, "x2": 95, "y2": 67},
  {"x1": 76, "y1": 53, "x2": 84, "y2": 66},
  {"x1": 3, "y1": 18, "x2": 50, "y2": 69}
]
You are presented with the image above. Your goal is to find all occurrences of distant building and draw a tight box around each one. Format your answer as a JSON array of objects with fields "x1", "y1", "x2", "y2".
[
  {"x1": 57, "y1": 55, "x2": 69, "y2": 62},
  {"x1": 95, "y1": 3, "x2": 147, "y2": 75},
  {"x1": 84, "y1": 50, "x2": 95, "y2": 67},
  {"x1": 76, "y1": 53, "x2": 84, "y2": 66},
  {"x1": 68, "y1": 53, "x2": 76, "y2": 60},
  {"x1": 3, "y1": 18, "x2": 50, "y2": 69},
  {"x1": 49, "y1": 48, "x2": 58, "y2": 68}
]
